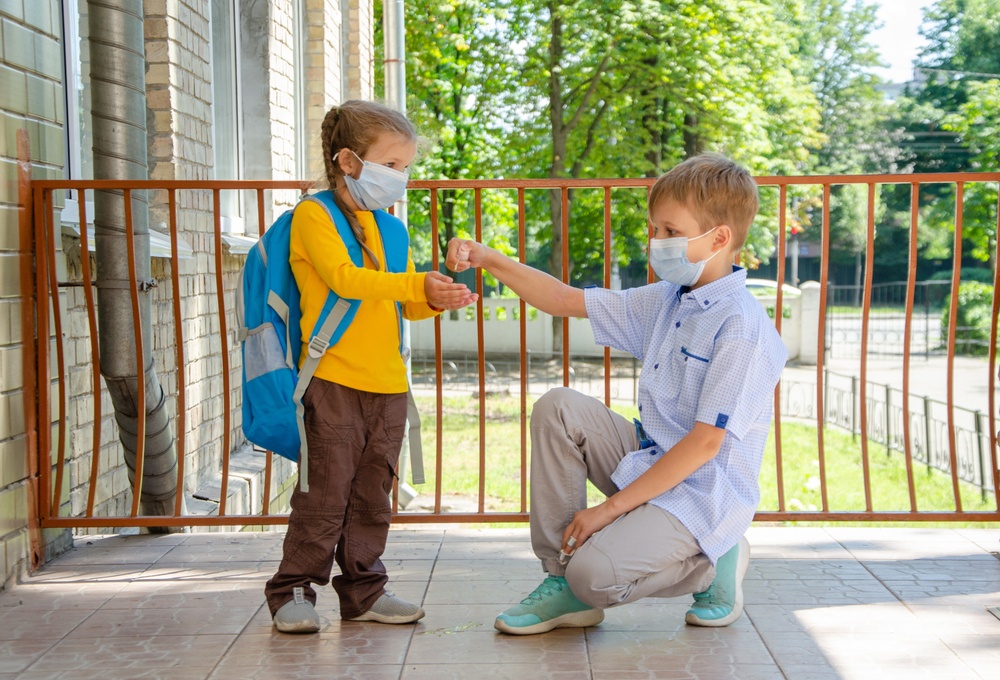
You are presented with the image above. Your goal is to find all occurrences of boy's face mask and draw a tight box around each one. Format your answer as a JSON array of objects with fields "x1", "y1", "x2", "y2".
[
  {"x1": 648, "y1": 227, "x2": 720, "y2": 287},
  {"x1": 336, "y1": 149, "x2": 409, "y2": 211}
]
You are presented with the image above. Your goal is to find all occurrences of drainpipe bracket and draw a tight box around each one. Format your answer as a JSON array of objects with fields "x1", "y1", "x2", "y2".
[{"x1": 95, "y1": 278, "x2": 158, "y2": 291}]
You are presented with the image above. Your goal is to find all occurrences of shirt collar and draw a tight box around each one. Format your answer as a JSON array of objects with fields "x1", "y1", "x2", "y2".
[{"x1": 676, "y1": 265, "x2": 747, "y2": 308}]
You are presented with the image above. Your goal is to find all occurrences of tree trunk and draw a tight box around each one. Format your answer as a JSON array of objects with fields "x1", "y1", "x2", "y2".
[{"x1": 683, "y1": 113, "x2": 703, "y2": 158}]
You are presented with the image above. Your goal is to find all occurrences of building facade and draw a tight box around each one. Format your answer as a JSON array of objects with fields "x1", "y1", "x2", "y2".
[{"x1": 0, "y1": 0, "x2": 376, "y2": 591}]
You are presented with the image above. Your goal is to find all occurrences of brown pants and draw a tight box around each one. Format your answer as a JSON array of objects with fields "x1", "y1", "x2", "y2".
[{"x1": 264, "y1": 378, "x2": 407, "y2": 619}]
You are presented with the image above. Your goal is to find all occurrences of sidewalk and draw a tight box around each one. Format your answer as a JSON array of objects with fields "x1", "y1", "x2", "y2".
[
  {"x1": 1, "y1": 526, "x2": 998, "y2": 679},
  {"x1": 784, "y1": 355, "x2": 996, "y2": 414}
]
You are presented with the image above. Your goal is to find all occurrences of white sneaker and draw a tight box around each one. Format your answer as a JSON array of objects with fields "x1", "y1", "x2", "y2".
[
  {"x1": 348, "y1": 591, "x2": 425, "y2": 624},
  {"x1": 272, "y1": 586, "x2": 320, "y2": 633}
]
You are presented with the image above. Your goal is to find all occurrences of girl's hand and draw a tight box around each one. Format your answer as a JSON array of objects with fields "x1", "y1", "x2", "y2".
[
  {"x1": 446, "y1": 238, "x2": 487, "y2": 272},
  {"x1": 560, "y1": 502, "x2": 619, "y2": 559},
  {"x1": 424, "y1": 270, "x2": 478, "y2": 310}
]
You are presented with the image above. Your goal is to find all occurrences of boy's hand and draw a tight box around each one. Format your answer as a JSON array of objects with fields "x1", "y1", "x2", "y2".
[
  {"x1": 560, "y1": 502, "x2": 618, "y2": 558},
  {"x1": 446, "y1": 238, "x2": 487, "y2": 272},
  {"x1": 424, "y1": 270, "x2": 478, "y2": 310}
]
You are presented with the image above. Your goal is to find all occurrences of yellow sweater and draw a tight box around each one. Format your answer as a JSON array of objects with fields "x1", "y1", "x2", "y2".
[{"x1": 289, "y1": 199, "x2": 439, "y2": 394}]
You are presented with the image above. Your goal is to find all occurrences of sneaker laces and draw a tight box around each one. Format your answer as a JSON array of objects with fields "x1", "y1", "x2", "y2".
[
  {"x1": 692, "y1": 583, "x2": 715, "y2": 603},
  {"x1": 521, "y1": 576, "x2": 566, "y2": 605}
]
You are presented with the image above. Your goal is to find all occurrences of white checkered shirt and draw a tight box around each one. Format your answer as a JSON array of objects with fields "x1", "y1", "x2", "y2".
[{"x1": 585, "y1": 266, "x2": 787, "y2": 563}]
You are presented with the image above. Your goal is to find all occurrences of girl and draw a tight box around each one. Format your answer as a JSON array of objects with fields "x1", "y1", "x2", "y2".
[{"x1": 265, "y1": 100, "x2": 476, "y2": 633}]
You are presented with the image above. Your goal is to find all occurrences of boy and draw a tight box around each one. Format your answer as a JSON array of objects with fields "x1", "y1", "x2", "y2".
[{"x1": 445, "y1": 153, "x2": 787, "y2": 635}]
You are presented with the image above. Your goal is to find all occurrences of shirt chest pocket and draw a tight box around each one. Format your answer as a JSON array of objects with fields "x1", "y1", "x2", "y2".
[{"x1": 667, "y1": 342, "x2": 712, "y2": 402}]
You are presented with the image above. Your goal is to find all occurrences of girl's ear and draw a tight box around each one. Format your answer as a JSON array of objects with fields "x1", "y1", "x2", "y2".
[{"x1": 336, "y1": 149, "x2": 363, "y2": 179}]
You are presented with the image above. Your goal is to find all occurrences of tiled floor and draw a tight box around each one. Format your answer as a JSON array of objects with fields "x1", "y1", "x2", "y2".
[{"x1": 1, "y1": 526, "x2": 999, "y2": 679}]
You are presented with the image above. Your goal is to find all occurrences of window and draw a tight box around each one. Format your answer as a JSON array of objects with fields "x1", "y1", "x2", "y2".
[
  {"x1": 60, "y1": 0, "x2": 92, "y2": 220},
  {"x1": 293, "y1": 0, "x2": 309, "y2": 180},
  {"x1": 210, "y1": 0, "x2": 244, "y2": 233}
]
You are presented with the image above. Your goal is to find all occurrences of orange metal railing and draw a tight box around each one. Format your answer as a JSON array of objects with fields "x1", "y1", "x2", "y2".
[{"x1": 19, "y1": 170, "x2": 1000, "y2": 532}]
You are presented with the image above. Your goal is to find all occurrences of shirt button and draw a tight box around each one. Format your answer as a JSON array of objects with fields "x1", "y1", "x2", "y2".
[
  {"x1": 638, "y1": 405, "x2": 642, "y2": 411},
  {"x1": 675, "y1": 321, "x2": 680, "y2": 328},
  {"x1": 654, "y1": 363, "x2": 659, "y2": 369},
  {"x1": 703, "y1": 300, "x2": 709, "y2": 305}
]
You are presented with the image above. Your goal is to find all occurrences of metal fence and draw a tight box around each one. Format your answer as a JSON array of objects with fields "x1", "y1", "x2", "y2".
[
  {"x1": 783, "y1": 370, "x2": 994, "y2": 498},
  {"x1": 17, "y1": 167, "x2": 1000, "y2": 540},
  {"x1": 826, "y1": 281, "x2": 955, "y2": 359}
]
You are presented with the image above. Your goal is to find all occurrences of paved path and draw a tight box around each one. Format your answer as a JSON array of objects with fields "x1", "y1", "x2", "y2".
[{"x1": 1, "y1": 526, "x2": 998, "y2": 679}]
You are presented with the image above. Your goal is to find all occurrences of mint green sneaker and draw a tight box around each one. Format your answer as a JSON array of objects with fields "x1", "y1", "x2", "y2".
[
  {"x1": 685, "y1": 536, "x2": 750, "y2": 627},
  {"x1": 494, "y1": 575, "x2": 604, "y2": 635}
]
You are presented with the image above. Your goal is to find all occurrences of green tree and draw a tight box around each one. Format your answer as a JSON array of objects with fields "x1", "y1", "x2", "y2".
[
  {"x1": 887, "y1": 0, "x2": 1000, "y2": 278},
  {"x1": 781, "y1": 0, "x2": 898, "y2": 289},
  {"x1": 942, "y1": 78, "x2": 1000, "y2": 270},
  {"x1": 504, "y1": 0, "x2": 825, "y2": 296},
  {"x1": 375, "y1": 0, "x2": 520, "y2": 268}
]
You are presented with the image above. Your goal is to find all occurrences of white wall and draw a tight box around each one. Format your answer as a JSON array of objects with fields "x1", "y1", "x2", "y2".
[{"x1": 410, "y1": 295, "x2": 803, "y2": 361}]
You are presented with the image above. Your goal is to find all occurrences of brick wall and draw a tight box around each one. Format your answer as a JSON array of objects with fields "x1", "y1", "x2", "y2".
[
  {"x1": 0, "y1": 0, "x2": 67, "y2": 590},
  {"x1": 344, "y1": 0, "x2": 375, "y2": 100},
  {"x1": 1, "y1": 0, "x2": 376, "y2": 586},
  {"x1": 305, "y1": 0, "x2": 343, "y2": 181}
]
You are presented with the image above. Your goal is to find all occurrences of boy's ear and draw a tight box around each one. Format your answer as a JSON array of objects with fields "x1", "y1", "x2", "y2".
[{"x1": 715, "y1": 224, "x2": 733, "y2": 251}]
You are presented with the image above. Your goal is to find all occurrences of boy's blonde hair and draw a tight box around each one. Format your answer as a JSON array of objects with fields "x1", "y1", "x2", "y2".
[{"x1": 648, "y1": 153, "x2": 758, "y2": 251}]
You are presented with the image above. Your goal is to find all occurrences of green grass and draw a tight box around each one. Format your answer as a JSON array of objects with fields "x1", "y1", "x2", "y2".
[{"x1": 411, "y1": 395, "x2": 997, "y2": 527}]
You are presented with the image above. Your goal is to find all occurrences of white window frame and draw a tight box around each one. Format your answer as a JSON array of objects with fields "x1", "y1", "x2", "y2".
[
  {"x1": 293, "y1": 0, "x2": 309, "y2": 181},
  {"x1": 210, "y1": 0, "x2": 246, "y2": 235},
  {"x1": 60, "y1": 0, "x2": 87, "y2": 223}
]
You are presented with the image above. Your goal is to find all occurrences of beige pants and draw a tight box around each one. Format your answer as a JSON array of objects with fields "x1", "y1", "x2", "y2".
[{"x1": 530, "y1": 387, "x2": 715, "y2": 609}]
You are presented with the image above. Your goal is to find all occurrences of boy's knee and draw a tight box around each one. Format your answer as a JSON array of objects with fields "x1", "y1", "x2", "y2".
[
  {"x1": 532, "y1": 387, "x2": 584, "y2": 427},
  {"x1": 565, "y1": 550, "x2": 619, "y2": 609}
]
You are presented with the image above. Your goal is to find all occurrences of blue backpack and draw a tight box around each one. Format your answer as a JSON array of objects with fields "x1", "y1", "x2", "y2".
[{"x1": 236, "y1": 191, "x2": 423, "y2": 492}]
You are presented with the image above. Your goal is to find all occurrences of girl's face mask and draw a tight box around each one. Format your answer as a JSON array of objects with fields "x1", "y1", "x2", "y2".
[
  {"x1": 335, "y1": 149, "x2": 409, "y2": 211},
  {"x1": 648, "y1": 227, "x2": 721, "y2": 287}
]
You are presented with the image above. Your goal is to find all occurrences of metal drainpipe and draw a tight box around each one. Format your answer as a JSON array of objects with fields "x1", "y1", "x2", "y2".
[
  {"x1": 88, "y1": 0, "x2": 180, "y2": 530},
  {"x1": 383, "y1": 0, "x2": 418, "y2": 507}
]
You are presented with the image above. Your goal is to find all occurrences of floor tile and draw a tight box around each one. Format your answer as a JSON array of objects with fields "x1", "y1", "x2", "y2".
[
  {"x1": 66, "y1": 604, "x2": 260, "y2": 637},
  {"x1": 743, "y1": 575, "x2": 896, "y2": 605},
  {"x1": 215, "y1": 625, "x2": 414, "y2": 666},
  {"x1": 862, "y1": 556, "x2": 1000, "y2": 582},
  {"x1": 0, "y1": 639, "x2": 59, "y2": 674},
  {"x1": 430, "y1": 557, "x2": 542, "y2": 581},
  {"x1": 97, "y1": 578, "x2": 264, "y2": 610},
  {"x1": 402, "y1": 664, "x2": 585, "y2": 679},
  {"x1": 907, "y1": 603, "x2": 1000, "y2": 637},
  {"x1": 417, "y1": 603, "x2": 503, "y2": 632},
  {"x1": 746, "y1": 602, "x2": 923, "y2": 634},
  {"x1": 404, "y1": 628, "x2": 589, "y2": 667},
  {"x1": 424, "y1": 577, "x2": 544, "y2": 605},
  {"x1": 880, "y1": 580, "x2": 1000, "y2": 605},
  {"x1": 586, "y1": 629, "x2": 776, "y2": 670},
  {"x1": 210, "y1": 664, "x2": 402, "y2": 679},
  {"x1": 1, "y1": 526, "x2": 997, "y2": 679},
  {"x1": 0, "y1": 606, "x2": 93, "y2": 641},
  {"x1": 23, "y1": 635, "x2": 236, "y2": 673}
]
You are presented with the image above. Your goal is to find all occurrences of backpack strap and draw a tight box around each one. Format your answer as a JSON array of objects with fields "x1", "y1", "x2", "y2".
[
  {"x1": 291, "y1": 296, "x2": 352, "y2": 493},
  {"x1": 373, "y1": 209, "x2": 425, "y2": 485}
]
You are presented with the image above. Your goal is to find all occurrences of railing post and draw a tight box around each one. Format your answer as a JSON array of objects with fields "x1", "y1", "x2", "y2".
[
  {"x1": 17, "y1": 129, "x2": 44, "y2": 570},
  {"x1": 885, "y1": 384, "x2": 892, "y2": 456},
  {"x1": 924, "y1": 395, "x2": 933, "y2": 472},
  {"x1": 975, "y1": 410, "x2": 986, "y2": 501},
  {"x1": 851, "y1": 375, "x2": 858, "y2": 440}
]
